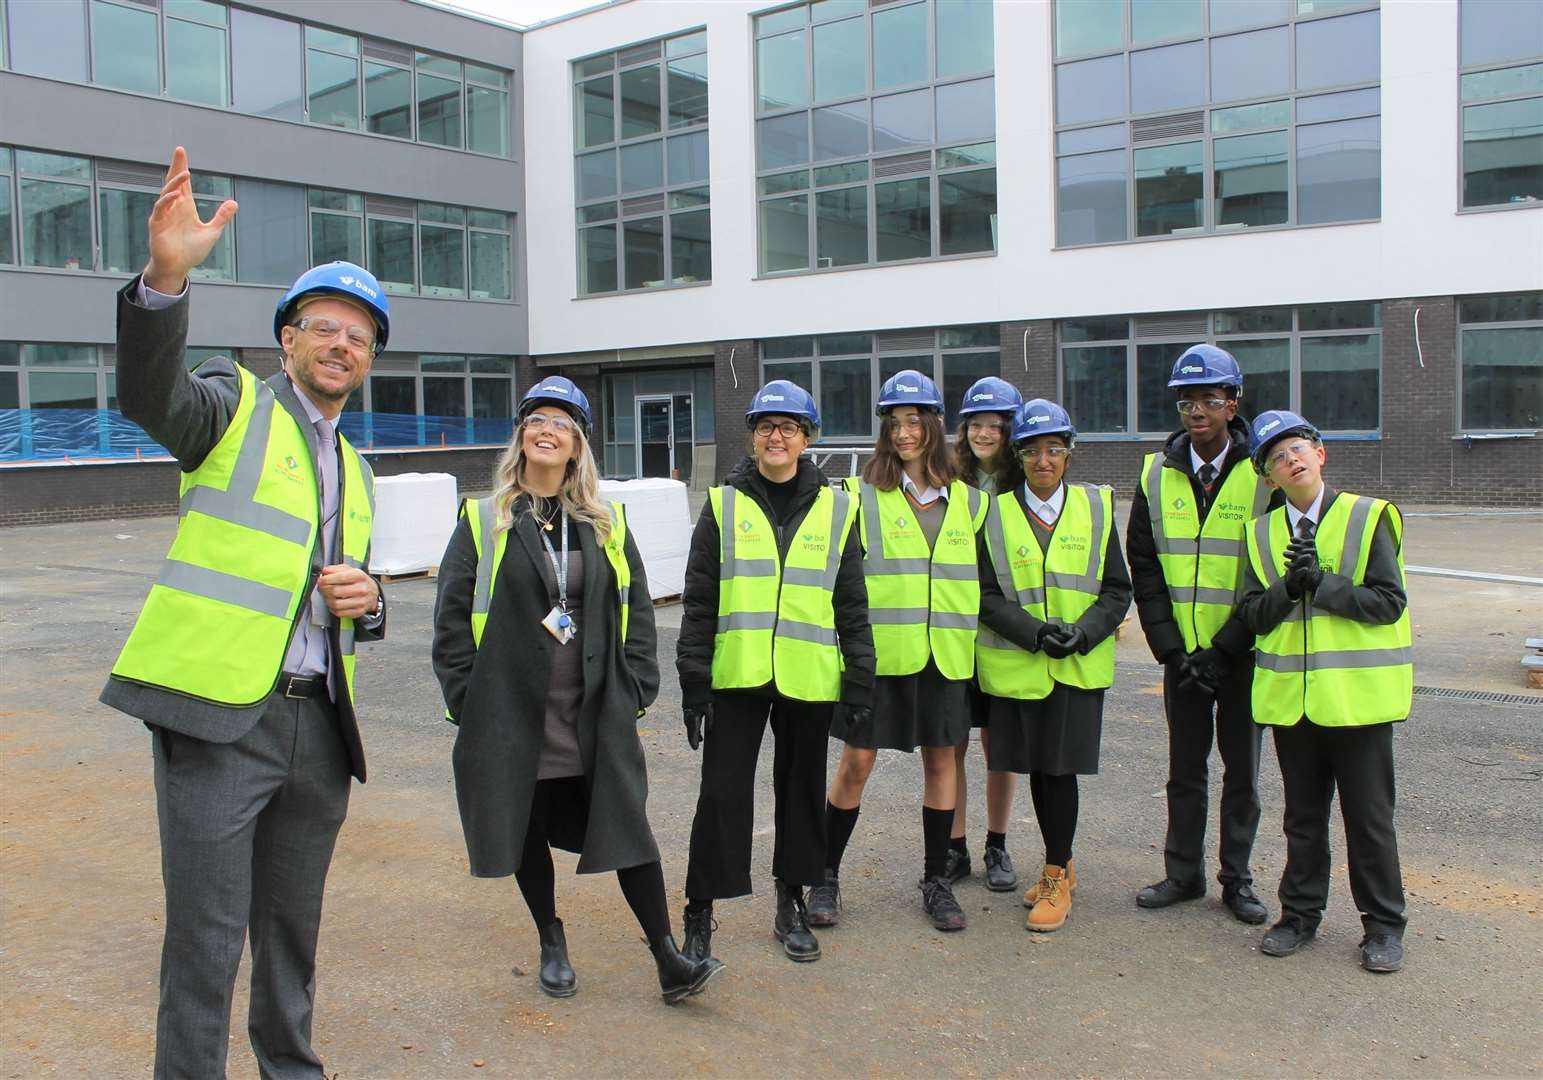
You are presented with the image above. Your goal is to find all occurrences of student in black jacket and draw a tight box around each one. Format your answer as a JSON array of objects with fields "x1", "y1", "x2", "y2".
[
  {"x1": 676, "y1": 380, "x2": 874, "y2": 965},
  {"x1": 1126, "y1": 346, "x2": 1277, "y2": 925}
]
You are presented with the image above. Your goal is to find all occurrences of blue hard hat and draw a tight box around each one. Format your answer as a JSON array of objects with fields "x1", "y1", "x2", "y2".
[
  {"x1": 958, "y1": 376, "x2": 1023, "y2": 418},
  {"x1": 1249, "y1": 410, "x2": 1320, "y2": 474},
  {"x1": 1012, "y1": 398, "x2": 1077, "y2": 446},
  {"x1": 1168, "y1": 344, "x2": 1243, "y2": 391},
  {"x1": 876, "y1": 369, "x2": 944, "y2": 415},
  {"x1": 519, "y1": 375, "x2": 593, "y2": 434},
  {"x1": 746, "y1": 379, "x2": 820, "y2": 429},
  {"x1": 273, "y1": 262, "x2": 390, "y2": 352}
]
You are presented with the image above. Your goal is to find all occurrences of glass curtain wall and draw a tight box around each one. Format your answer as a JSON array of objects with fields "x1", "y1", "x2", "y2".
[
  {"x1": 754, "y1": 0, "x2": 997, "y2": 274},
  {"x1": 1053, "y1": 0, "x2": 1382, "y2": 245}
]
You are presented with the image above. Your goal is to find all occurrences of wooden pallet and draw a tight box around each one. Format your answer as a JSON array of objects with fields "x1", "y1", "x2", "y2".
[
  {"x1": 652, "y1": 593, "x2": 683, "y2": 607},
  {"x1": 378, "y1": 565, "x2": 438, "y2": 584},
  {"x1": 1524, "y1": 637, "x2": 1543, "y2": 690}
]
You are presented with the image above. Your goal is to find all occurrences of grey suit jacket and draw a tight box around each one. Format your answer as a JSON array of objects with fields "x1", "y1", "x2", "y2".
[{"x1": 98, "y1": 276, "x2": 383, "y2": 781}]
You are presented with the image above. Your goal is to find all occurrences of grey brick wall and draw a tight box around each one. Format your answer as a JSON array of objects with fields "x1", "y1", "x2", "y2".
[{"x1": 713, "y1": 339, "x2": 757, "y2": 483}]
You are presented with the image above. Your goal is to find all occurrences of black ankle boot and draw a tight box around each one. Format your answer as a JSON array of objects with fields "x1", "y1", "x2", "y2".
[
  {"x1": 682, "y1": 902, "x2": 714, "y2": 962},
  {"x1": 537, "y1": 919, "x2": 576, "y2": 998},
  {"x1": 650, "y1": 933, "x2": 725, "y2": 1004},
  {"x1": 773, "y1": 879, "x2": 820, "y2": 962}
]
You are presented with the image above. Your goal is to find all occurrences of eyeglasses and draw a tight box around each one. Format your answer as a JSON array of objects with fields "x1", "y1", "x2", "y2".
[
  {"x1": 294, "y1": 315, "x2": 376, "y2": 355},
  {"x1": 1176, "y1": 398, "x2": 1231, "y2": 415},
  {"x1": 885, "y1": 415, "x2": 925, "y2": 432},
  {"x1": 753, "y1": 419, "x2": 804, "y2": 439},
  {"x1": 1265, "y1": 439, "x2": 1317, "y2": 472},
  {"x1": 524, "y1": 413, "x2": 579, "y2": 436},
  {"x1": 1019, "y1": 446, "x2": 1071, "y2": 461}
]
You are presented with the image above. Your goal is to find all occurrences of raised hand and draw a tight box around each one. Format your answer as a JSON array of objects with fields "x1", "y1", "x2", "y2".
[{"x1": 143, "y1": 146, "x2": 238, "y2": 293}]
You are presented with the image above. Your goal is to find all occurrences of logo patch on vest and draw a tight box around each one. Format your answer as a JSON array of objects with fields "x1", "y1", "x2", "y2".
[
  {"x1": 1016, "y1": 544, "x2": 1030, "y2": 558},
  {"x1": 1173, "y1": 496, "x2": 1186, "y2": 510},
  {"x1": 273, "y1": 456, "x2": 307, "y2": 485},
  {"x1": 739, "y1": 519, "x2": 754, "y2": 533}
]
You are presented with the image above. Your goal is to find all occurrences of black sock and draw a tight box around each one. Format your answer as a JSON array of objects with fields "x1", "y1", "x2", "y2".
[
  {"x1": 985, "y1": 830, "x2": 1006, "y2": 851},
  {"x1": 825, "y1": 802, "x2": 861, "y2": 874},
  {"x1": 616, "y1": 861, "x2": 671, "y2": 944},
  {"x1": 949, "y1": 835, "x2": 968, "y2": 853},
  {"x1": 922, "y1": 805, "x2": 954, "y2": 880}
]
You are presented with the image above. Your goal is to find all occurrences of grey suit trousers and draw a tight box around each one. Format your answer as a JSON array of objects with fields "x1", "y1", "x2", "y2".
[{"x1": 152, "y1": 691, "x2": 351, "y2": 1080}]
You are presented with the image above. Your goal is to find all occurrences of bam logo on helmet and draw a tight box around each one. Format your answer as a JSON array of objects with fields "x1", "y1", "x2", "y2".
[
  {"x1": 1258, "y1": 418, "x2": 1281, "y2": 437},
  {"x1": 337, "y1": 275, "x2": 379, "y2": 300},
  {"x1": 1181, "y1": 364, "x2": 1204, "y2": 375}
]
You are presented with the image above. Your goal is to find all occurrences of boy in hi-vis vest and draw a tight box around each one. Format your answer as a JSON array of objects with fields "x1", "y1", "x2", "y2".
[{"x1": 1237, "y1": 410, "x2": 1412, "y2": 974}]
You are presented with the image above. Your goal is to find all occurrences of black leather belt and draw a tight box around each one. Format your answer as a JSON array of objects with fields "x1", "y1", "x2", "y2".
[{"x1": 278, "y1": 672, "x2": 329, "y2": 700}]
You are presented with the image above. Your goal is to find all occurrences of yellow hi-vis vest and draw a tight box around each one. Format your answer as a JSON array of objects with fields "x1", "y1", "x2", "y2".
[
  {"x1": 112, "y1": 366, "x2": 374, "y2": 706},
  {"x1": 1141, "y1": 452, "x2": 1272, "y2": 652},
  {"x1": 1245, "y1": 494, "x2": 1413, "y2": 727},
  {"x1": 843, "y1": 476, "x2": 986, "y2": 680},
  {"x1": 462, "y1": 496, "x2": 632, "y2": 646},
  {"x1": 977, "y1": 483, "x2": 1116, "y2": 699},
  {"x1": 709, "y1": 483, "x2": 857, "y2": 702}
]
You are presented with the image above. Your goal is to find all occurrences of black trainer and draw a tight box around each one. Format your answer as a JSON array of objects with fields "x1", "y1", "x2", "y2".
[
  {"x1": 1360, "y1": 933, "x2": 1405, "y2": 973},
  {"x1": 682, "y1": 904, "x2": 715, "y2": 963},
  {"x1": 983, "y1": 845, "x2": 1018, "y2": 892},
  {"x1": 1222, "y1": 882, "x2": 1269, "y2": 925},
  {"x1": 806, "y1": 869, "x2": 841, "y2": 927},
  {"x1": 1136, "y1": 877, "x2": 1205, "y2": 909},
  {"x1": 773, "y1": 880, "x2": 821, "y2": 961},
  {"x1": 919, "y1": 876, "x2": 967, "y2": 931},
  {"x1": 1261, "y1": 918, "x2": 1317, "y2": 957},
  {"x1": 943, "y1": 846, "x2": 972, "y2": 883}
]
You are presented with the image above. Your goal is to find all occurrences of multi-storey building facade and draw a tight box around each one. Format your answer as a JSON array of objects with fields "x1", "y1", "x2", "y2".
[{"x1": 3, "y1": 0, "x2": 1540, "y2": 523}]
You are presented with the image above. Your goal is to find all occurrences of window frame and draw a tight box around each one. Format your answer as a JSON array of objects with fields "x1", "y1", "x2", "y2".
[
  {"x1": 1455, "y1": 292, "x2": 1543, "y2": 433},
  {"x1": 1455, "y1": 1, "x2": 1543, "y2": 214}
]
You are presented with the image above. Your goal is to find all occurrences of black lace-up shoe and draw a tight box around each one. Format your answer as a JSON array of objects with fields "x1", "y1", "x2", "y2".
[
  {"x1": 1360, "y1": 933, "x2": 1404, "y2": 973},
  {"x1": 1222, "y1": 882, "x2": 1269, "y2": 925},
  {"x1": 942, "y1": 846, "x2": 972, "y2": 884},
  {"x1": 983, "y1": 845, "x2": 1018, "y2": 892},
  {"x1": 773, "y1": 880, "x2": 821, "y2": 961},
  {"x1": 682, "y1": 904, "x2": 715, "y2": 963},
  {"x1": 919, "y1": 876, "x2": 967, "y2": 931},
  {"x1": 1136, "y1": 877, "x2": 1205, "y2": 909},
  {"x1": 1261, "y1": 918, "x2": 1317, "y2": 958},
  {"x1": 806, "y1": 869, "x2": 841, "y2": 927}
]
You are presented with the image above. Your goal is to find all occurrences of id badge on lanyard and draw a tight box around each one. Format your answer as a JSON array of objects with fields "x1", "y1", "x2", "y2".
[{"x1": 540, "y1": 510, "x2": 577, "y2": 644}]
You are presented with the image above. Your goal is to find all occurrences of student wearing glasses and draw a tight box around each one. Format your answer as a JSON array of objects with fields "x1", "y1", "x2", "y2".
[
  {"x1": 676, "y1": 381, "x2": 874, "y2": 965},
  {"x1": 976, "y1": 400, "x2": 1131, "y2": 932},
  {"x1": 810, "y1": 370, "x2": 989, "y2": 934},
  {"x1": 1238, "y1": 411, "x2": 1411, "y2": 974},
  {"x1": 1126, "y1": 346, "x2": 1275, "y2": 928},
  {"x1": 433, "y1": 377, "x2": 723, "y2": 1004}
]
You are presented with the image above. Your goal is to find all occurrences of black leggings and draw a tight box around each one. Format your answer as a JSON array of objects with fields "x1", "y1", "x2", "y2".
[
  {"x1": 1028, "y1": 771, "x2": 1079, "y2": 867},
  {"x1": 513, "y1": 777, "x2": 671, "y2": 943}
]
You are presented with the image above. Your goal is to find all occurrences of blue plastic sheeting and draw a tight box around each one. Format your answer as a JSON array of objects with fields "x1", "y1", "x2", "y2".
[{"x1": 0, "y1": 409, "x2": 515, "y2": 461}]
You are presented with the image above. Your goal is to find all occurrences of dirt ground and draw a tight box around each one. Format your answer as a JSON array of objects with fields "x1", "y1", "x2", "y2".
[{"x1": 2, "y1": 507, "x2": 1540, "y2": 1078}]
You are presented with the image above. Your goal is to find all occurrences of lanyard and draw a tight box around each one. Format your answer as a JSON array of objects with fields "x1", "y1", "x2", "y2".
[{"x1": 538, "y1": 507, "x2": 570, "y2": 611}]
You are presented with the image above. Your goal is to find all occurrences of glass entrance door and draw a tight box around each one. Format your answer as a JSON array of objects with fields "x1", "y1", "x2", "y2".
[{"x1": 635, "y1": 393, "x2": 693, "y2": 480}]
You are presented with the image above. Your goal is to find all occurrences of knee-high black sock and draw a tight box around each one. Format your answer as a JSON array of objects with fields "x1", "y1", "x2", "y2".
[
  {"x1": 825, "y1": 802, "x2": 861, "y2": 873},
  {"x1": 514, "y1": 841, "x2": 558, "y2": 930},
  {"x1": 922, "y1": 805, "x2": 954, "y2": 880},
  {"x1": 1034, "y1": 772, "x2": 1079, "y2": 867},
  {"x1": 616, "y1": 861, "x2": 672, "y2": 944}
]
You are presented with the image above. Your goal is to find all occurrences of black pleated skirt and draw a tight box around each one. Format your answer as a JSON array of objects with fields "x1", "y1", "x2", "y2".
[
  {"x1": 831, "y1": 659, "x2": 969, "y2": 751},
  {"x1": 984, "y1": 683, "x2": 1105, "y2": 776}
]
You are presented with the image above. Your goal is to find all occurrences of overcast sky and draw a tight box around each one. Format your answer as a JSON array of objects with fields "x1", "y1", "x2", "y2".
[{"x1": 439, "y1": 0, "x2": 611, "y2": 29}]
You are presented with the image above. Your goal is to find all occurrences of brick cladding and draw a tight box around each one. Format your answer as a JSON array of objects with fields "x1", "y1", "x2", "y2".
[{"x1": 712, "y1": 339, "x2": 758, "y2": 482}]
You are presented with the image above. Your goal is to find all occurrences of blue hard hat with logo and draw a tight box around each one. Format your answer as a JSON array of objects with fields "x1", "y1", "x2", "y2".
[
  {"x1": 1012, "y1": 398, "x2": 1077, "y2": 446},
  {"x1": 1248, "y1": 409, "x2": 1320, "y2": 473},
  {"x1": 958, "y1": 376, "x2": 1023, "y2": 418},
  {"x1": 519, "y1": 375, "x2": 593, "y2": 434},
  {"x1": 273, "y1": 261, "x2": 390, "y2": 353},
  {"x1": 876, "y1": 369, "x2": 944, "y2": 415},
  {"x1": 1167, "y1": 344, "x2": 1243, "y2": 391},
  {"x1": 746, "y1": 379, "x2": 820, "y2": 429}
]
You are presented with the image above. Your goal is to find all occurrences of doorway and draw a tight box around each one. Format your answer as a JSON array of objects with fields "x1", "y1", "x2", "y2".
[{"x1": 635, "y1": 393, "x2": 694, "y2": 482}]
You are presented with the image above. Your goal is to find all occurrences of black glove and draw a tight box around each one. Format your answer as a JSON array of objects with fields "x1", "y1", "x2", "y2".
[
  {"x1": 1033, "y1": 622, "x2": 1060, "y2": 653},
  {"x1": 843, "y1": 705, "x2": 873, "y2": 729},
  {"x1": 1041, "y1": 625, "x2": 1087, "y2": 660},
  {"x1": 1178, "y1": 647, "x2": 1229, "y2": 695},
  {"x1": 1284, "y1": 549, "x2": 1323, "y2": 599},
  {"x1": 684, "y1": 703, "x2": 713, "y2": 751},
  {"x1": 1284, "y1": 534, "x2": 1318, "y2": 566}
]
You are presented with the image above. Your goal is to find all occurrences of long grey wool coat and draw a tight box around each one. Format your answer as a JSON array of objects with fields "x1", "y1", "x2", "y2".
[{"x1": 432, "y1": 498, "x2": 661, "y2": 876}]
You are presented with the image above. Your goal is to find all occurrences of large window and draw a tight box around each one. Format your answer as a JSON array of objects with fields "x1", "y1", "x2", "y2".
[
  {"x1": 1459, "y1": 0, "x2": 1543, "y2": 209},
  {"x1": 346, "y1": 353, "x2": 516, "y2": 448},
  {"x1": 1458, "y1": 292, "x2": 1542, "y2": 431},
  {"x1": 16, "y1": 150, "x2": 94, "y2": 270},
  {"x1": 1059, "y1": 303, "x2": 1381, "y2": 435},
  {"x1": 760, "y1": 324, "x2": 1000, "y2": 438},
  {"x1": 574, "y1": 29, "x2": 711, "y2": 296},
  {"x1": 1054, "y1": 1, "x2": 1381, "y2": 245},
  {"x1": 754, "y1": 0, "x2": 996, "y2": 274}
]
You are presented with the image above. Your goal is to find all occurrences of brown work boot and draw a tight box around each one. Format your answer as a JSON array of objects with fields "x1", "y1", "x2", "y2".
[
  {"x1": 1022, "y1": 859, "x2": 1076, "y2": 908},
  {"x1": 1026, "y1": 865, "x2": 1072, "y2": 933}
]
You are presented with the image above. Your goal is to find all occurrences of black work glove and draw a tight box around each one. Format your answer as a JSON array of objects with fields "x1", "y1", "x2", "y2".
[
  {"x1": 1179, "y1": 647, "x2": 1229, "y2": 695},
  {"x1": 1032, "y1": 622, "x2": 1059, "y2": 653},
  {"x1": 1041, "y1": 625, "x2": 1087, "y2": 660},
  {"x1": 1284, "y1": 534, "x2": 1318, "y2": 566},
  {"x1": 684, "y1": 703, "x2": 714, "y2": 751},
  {"x1": 1284, "y1": 549, "x2": 1323, "y2": 600}
]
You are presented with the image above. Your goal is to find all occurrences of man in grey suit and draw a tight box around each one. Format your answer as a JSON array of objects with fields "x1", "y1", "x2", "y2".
[{"x1": 101, "y1": 146, "x2": 389, "y2": 1079}]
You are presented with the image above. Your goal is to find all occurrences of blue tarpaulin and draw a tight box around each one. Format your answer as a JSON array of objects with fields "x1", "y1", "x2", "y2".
[{"x1": 0, "y1": 409, "x2": 514, "y2": 461}]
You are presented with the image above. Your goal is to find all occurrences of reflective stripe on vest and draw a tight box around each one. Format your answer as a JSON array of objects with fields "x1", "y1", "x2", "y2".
[
  {"x1": 976, "y1": 483, "x2": 1116, "y2": 698},
  {"x1": 844, "y1": 477, "x2": 984, "y2": 680},
  {"x1": 709, "y1": 484, "x2": 856, "y2": 701},
  {"x1": 111, "y1": 366, "x2": 374, "y2": 706},
  {"x1": 1246, "y1": 494, "x2": 1413, "y2": 727},
  {"x1": 1141, "y1": 452, "x2": 1271, "y2": 652}
]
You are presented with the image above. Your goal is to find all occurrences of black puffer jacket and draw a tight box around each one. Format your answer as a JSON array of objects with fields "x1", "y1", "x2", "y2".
[
  {"x1": 1125, "y1": 417, "x2": 1277, "y2": 663},
  {"x1": 676, "y1": 455, "x2": 874, "y2": 711}
]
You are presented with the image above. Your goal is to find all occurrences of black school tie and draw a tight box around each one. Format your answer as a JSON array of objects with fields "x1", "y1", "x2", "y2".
[
  {"x1": 1198, "y1": 463, "x2": 1217, "y2": 495},
  {"x1": 1297, "y1": 516, "x2": 1315, "y2": 540}
]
